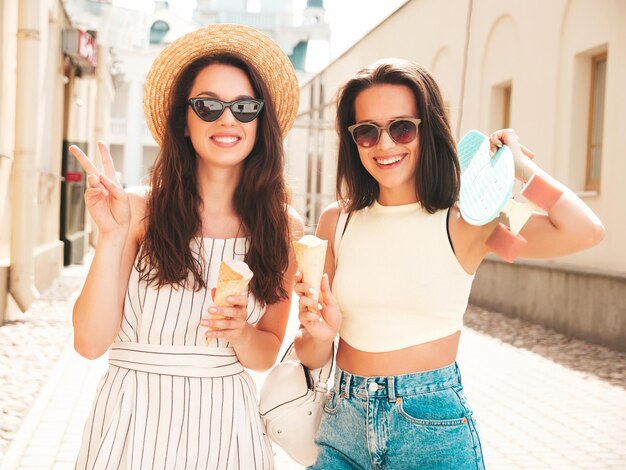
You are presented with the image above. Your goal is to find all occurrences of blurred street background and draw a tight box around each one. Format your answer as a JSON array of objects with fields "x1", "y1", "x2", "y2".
[{"x1": 1, "y1": 0, "x2": 625, "y2": 468}]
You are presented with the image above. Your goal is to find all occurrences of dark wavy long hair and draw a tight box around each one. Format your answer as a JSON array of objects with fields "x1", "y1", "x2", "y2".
[
  {"x1": 137, "y1": 54, "x2": 291, "y2": 306},
  {"x1": 335, "y1": 59, "x2": 459, "y2": 213}
]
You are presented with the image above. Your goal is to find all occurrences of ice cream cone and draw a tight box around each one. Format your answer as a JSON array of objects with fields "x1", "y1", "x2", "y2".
[
  {"x1": 293, "y1": 235, "x2": 328, "y2": 303},
  {"x1": 213, "y1": 260, "x2": 253, "y2": 307},
  {"x1": 206, "y1": 260, "x2": 254, "y2": 345}
]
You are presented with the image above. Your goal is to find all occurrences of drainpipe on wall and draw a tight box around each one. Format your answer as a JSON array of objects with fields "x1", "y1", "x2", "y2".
[
  {"x1": 0, "y1": 0, "x2": 18, "y2": 227},
  {"x1": 0, "y1": 153, "x2": 12, "y2": 223},
  {"x1": 10, "y1": 0, "x2": 42, "y2": 312}
]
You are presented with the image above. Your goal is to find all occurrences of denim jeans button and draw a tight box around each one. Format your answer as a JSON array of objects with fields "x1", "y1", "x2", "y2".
[{"x1": 368, "y1": 382, "x2": 378, "y2": 392}]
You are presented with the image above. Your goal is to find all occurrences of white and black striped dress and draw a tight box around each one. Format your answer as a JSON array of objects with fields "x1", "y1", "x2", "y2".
[{"x1": 75, "y1": 237, "x2": 274, "y2": 469}]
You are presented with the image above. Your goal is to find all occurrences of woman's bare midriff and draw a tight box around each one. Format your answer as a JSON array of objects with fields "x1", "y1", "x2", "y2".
[{"x1": 336, "y1": 331, "x2": 461, "y2": 377}]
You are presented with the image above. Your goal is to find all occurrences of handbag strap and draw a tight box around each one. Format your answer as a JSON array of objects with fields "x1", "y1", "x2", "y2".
[
  {"x1": 281, "y1": 341, "x2": 336, "y2": 393},
  {"x1": 311, "y1": 340, "x2": 336, "y2": 393}
]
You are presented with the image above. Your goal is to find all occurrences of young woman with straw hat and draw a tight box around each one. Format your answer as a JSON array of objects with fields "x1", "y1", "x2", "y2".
[{"x1": 69, "y1": 24, "x2": 302, "y2": 469}]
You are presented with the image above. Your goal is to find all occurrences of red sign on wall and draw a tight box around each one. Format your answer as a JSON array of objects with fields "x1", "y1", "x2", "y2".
[
  {"x1": 65, "y1": 171, "x2": 83, "y2": 183},
  {"x1": 62, "y1": 29, "x2": 97, "y2": 71}
]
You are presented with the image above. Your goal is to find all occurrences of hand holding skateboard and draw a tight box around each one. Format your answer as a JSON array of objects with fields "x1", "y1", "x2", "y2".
[{"x1": 458, "y1": 130, "x2": 563, "y2": 262}]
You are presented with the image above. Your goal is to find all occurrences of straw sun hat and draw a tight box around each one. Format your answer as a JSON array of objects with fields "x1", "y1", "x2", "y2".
[{"x1": 143, "y1": 23, "x2": 299, "y2": 145}]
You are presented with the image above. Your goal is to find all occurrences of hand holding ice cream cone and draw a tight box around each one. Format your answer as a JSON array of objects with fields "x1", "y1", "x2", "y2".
[
  {"x1": 205, "y1": 260, "x2": 253, "y2": 345},
  {"x1": 294, "y1": 271, "x2": 342, "y2": 343}
]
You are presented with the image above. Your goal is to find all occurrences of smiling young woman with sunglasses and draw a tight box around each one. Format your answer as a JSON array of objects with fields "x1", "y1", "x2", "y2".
[
  {"x1": 68, "y1": 24, "x2": 303, "y2": 469},
  {"x1": 294, "y1": 59, "x2": 604, "y2": 469}
]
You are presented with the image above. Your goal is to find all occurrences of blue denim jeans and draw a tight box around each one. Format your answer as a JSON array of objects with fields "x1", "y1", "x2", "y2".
[{"x1": 311, "y1": 363, "x2": 485, "y2": 470}]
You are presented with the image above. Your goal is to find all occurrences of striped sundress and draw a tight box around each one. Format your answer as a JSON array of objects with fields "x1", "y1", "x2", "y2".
[{"x1": 75, "y1": 237, "x2": 274, "y2": 469}]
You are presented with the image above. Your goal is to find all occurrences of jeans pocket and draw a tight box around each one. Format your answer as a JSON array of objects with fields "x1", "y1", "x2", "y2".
[
  {"x1": 392, "y1": 387, "x2": 485, "y2": 469},
  {"x1": 323, "y1": 390, "x2": 342, "y2": 415},
  {"x1": 396, "y1": 388, "x2": 469, "y2": 426}
]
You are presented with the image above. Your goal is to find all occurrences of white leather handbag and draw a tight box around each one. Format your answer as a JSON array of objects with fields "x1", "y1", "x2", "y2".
[{"x1": 259, "y1": 342, "x2": 335, "y2": 467}]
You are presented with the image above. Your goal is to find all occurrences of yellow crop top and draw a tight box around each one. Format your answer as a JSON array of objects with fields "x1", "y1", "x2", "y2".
[{"x1": 332, "y1": 201, "x2": 474, "y2": 352}]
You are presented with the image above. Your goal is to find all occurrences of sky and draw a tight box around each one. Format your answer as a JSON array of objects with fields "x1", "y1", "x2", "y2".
[
  {"x1": 306, "y1": 0, "x2": 408, "y2": 71},
  {"x1": 111, "y1": 0, "x2": 408, "y2": 72}
]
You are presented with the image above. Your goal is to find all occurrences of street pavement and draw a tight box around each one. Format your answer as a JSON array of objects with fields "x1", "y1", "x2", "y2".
[{"x1": 1, "y1": 260, "x2": 625, "y2": 469}]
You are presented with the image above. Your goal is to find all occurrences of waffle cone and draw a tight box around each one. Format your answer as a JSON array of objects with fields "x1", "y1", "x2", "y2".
[
  {"x1": 206, "y1": 261, "x2": 253, "y2": 344},
  {"x1": 293, "y1": 235, "x2": 328, "y2": 302},
  {"x1": 214, "y1": 260, "x2": 253, "y2": 307}
]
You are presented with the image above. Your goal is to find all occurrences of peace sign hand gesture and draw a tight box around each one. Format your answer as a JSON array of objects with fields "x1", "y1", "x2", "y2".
[{"x1": 69, "y1": 141, "x2": 131, "y2": 237}]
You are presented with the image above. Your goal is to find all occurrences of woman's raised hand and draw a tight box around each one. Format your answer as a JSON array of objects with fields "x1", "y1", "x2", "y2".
[
  {"x1": 489, "y1": 128, "x2": 536, "y2": 182},
  {"x1": 69, "y1": 141, "x2": 131, "y2": 237},
  {"x1": 295, "y1": 273, "x2": 342, "y2": 343}
]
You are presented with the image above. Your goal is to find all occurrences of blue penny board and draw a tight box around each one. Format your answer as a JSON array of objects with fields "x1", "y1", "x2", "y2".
[{"x1": 458, "y1": 130, "x2": 514, "y2": 226}]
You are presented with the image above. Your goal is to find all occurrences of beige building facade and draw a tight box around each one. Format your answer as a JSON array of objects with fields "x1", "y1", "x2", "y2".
[
  {"x1": 0, "y1": 0, "x2": 114, "y2": 323},
  {"x1": 286, "y1": 0, "x2": 626, "y2": 350}
]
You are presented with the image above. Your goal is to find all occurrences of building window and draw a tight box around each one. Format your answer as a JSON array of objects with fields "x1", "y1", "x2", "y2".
[
  {"x1": 150, "y1": 21, "x2": 170, "y2": 44},
  {"x1": 586, "y1": 53, "x2": 606, "y2": 191},
  {"x1": 502, "y1": 85, "x2": 511, "y2": 129},
  {"x1": 490, "y1": 81, "x2": 512, "y2": 132},
  {"x1": 288, "y1": 41, "x2": 308, "y2": 72}
]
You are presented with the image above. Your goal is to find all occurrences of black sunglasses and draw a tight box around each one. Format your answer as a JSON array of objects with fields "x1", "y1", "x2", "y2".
[
  {"x1": 348, "y1": 118, "x2": 421, "y2": 148},
  {"x1": 188, "y1": 97, "x2": 264, "y2": 123}
]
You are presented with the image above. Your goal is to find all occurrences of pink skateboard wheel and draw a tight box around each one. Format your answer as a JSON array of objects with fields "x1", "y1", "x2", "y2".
[
  {"x1": 486, "y1": 223, "x2": 528, "y2": 263},
  {"x1": 521, "y1": 173, "x2": 563, "y2": 212}
]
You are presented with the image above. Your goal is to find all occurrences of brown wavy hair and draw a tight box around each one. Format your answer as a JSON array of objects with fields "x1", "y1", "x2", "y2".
[
  {"x1": 335, "y1": 59, "x2": 459, "y2": 213},
  {"x1": 137, "y1": 54, "x2": 291, "y2": 306}
]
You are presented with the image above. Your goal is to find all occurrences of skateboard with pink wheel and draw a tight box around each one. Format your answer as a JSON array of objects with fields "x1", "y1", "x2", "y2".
[{"x1": 458, "y1": 130, "x2": 563, "y2": 262}]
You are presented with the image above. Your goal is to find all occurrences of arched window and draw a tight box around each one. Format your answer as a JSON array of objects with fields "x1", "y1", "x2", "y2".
[{"x1": 150, "y1": 21, "x2": 170, "y2": 44}]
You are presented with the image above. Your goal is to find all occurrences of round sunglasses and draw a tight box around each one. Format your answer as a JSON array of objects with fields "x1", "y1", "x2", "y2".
[
  {"x1": 188, "y1": 97, "x2": 264, "y2": 123},
  {"x1": 348, "y1": 118, "x2": 421, "y2": 148}
]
